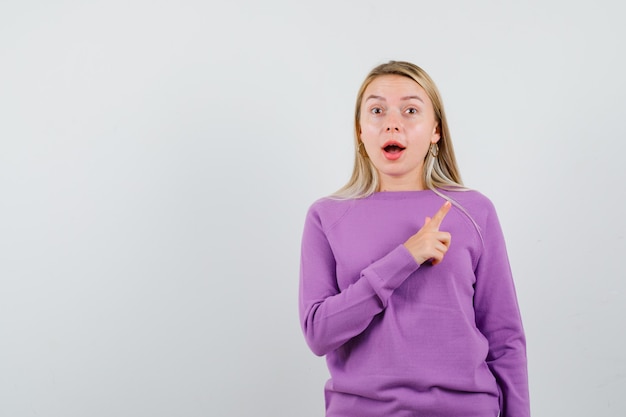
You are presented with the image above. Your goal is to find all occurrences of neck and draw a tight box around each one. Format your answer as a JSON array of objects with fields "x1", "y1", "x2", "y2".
[{"x1": 378, "y1": 175, "x2": 424, "y2": 192}]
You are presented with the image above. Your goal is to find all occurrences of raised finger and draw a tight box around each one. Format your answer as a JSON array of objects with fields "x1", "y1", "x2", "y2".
[{"x1": 428, "y1": 201, "x2": 452, "y2": 229}]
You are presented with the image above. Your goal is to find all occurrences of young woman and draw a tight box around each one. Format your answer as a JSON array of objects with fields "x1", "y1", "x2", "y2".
[{"x1": 299, "y1": 61, "x2": 529, "y2": 417}]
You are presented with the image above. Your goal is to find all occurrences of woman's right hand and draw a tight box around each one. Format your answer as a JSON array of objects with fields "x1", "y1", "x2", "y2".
[{"x1": 403, "y1": 201, "x2": 452, "y2": 265}]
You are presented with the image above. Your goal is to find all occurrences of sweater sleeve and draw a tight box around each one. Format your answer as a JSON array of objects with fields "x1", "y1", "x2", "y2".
[
  {"x1": 473, "y1": 202, "x2": 530, "y2": 417},
  {"x1": 299, "y1": 204, "x2": 420, "y2": 356}
]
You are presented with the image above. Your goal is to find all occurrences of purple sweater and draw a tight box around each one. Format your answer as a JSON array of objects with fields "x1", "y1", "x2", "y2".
[{"x1": 299, "y1": 190, "x2": 529, "y2": 417}]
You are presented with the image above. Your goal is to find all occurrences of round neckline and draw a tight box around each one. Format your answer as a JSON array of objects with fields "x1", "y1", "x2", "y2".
[{"x1": 366, "y1": 189, "x2": 435, "y2": 200}]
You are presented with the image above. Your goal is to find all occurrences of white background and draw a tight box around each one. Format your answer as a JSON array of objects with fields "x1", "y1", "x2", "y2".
[{"x1": 1, "y1": 1, "x2": 625, "y2": 416}]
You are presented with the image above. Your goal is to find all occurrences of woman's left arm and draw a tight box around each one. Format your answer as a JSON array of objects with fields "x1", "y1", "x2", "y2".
[{"x1": 474, "y1": 201, "x2": 530, "y2": 417}]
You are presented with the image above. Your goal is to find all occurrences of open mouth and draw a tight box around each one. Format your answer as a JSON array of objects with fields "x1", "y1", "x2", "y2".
[{"x1": 383, "y1": 141, "x2": 406, "y2": 154}]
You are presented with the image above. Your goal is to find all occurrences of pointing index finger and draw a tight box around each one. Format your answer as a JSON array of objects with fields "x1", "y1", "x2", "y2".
[{"x1": 428, "y1": 201, "x2": 451, "y2": 229}]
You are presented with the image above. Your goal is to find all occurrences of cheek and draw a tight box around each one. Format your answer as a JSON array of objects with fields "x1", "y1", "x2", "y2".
[
  {"x1": 359, "y1": 122, "x2": 375, "y2": 141},
  {"x1": 411, "y1": 124, "x2": 436, "y2": 140},
  {"x1": 360, "y1": 129, "x2": 380, "y2": 154}
]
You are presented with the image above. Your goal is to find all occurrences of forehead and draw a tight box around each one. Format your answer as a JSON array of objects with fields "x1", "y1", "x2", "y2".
[{"x1": 363, "y1": 74, "x2": 429, "y2": 100}]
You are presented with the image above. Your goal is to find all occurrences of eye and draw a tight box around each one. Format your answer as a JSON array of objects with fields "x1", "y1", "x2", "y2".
[
  {"x1": 405, "y1": 107, "x2": 418, "y2": 115},
  {"x1": 370, "y1": 107, "x2": 383, "y2": 115}
]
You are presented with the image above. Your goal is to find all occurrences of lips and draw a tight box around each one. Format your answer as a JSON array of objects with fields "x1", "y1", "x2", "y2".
[{"x1": 382, "y1": 140, "x2": 406, "y2": 160}]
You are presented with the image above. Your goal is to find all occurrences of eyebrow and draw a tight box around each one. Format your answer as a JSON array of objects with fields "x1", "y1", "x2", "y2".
[{"x1": 365, "y1": 94, "x2": 424, "y2": 103}]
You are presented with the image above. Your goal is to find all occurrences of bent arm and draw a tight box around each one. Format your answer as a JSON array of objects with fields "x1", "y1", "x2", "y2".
[{"x1": 299, "y1": 207, "x2": 419, "y2": 356}]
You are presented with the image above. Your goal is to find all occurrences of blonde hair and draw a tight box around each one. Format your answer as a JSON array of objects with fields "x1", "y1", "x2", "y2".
[{"x1": 333, "y1": 61, "x2": 465, "y2": 199}]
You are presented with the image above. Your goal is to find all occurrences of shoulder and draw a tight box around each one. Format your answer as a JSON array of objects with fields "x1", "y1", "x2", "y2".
[
  {"x1": 305, "y1": 197, "x2": 357, "y2": 232},
  {"x1": 442, "y1": 189, "x2": 497, "y2": 213},
  {"x1": 440, "y1": 189, "x2": 502, "y2": 233}
]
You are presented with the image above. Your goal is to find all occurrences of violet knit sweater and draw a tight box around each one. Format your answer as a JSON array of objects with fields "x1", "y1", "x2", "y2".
[{"x1": 299, "y1": 189, "x2": 529, "y2": 417}]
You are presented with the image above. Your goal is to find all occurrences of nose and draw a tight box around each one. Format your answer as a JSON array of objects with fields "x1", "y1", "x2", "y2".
[{"x1": 385, "y1": 112, "x2": 401, "y2": 132}]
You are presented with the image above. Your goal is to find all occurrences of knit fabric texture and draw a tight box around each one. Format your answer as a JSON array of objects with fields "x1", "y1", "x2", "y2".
[{"x1": 299, "y1": 189, "x2": 529, "y2": 417}]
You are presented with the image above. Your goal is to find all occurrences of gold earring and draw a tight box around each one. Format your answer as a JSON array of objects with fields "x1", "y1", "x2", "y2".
[{"x1": 429, "y1": 143, "x2": 439, "y2": 157}]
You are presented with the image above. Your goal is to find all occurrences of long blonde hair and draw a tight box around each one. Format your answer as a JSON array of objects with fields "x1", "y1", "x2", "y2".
[{"x1": 333, "y1": 61, "x2": 465, "y2": 199}]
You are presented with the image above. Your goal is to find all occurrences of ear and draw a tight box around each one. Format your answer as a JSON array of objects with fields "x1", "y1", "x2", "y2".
[{"x1": 431, "y1": 123, "x2": 441, "y2": 144}]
